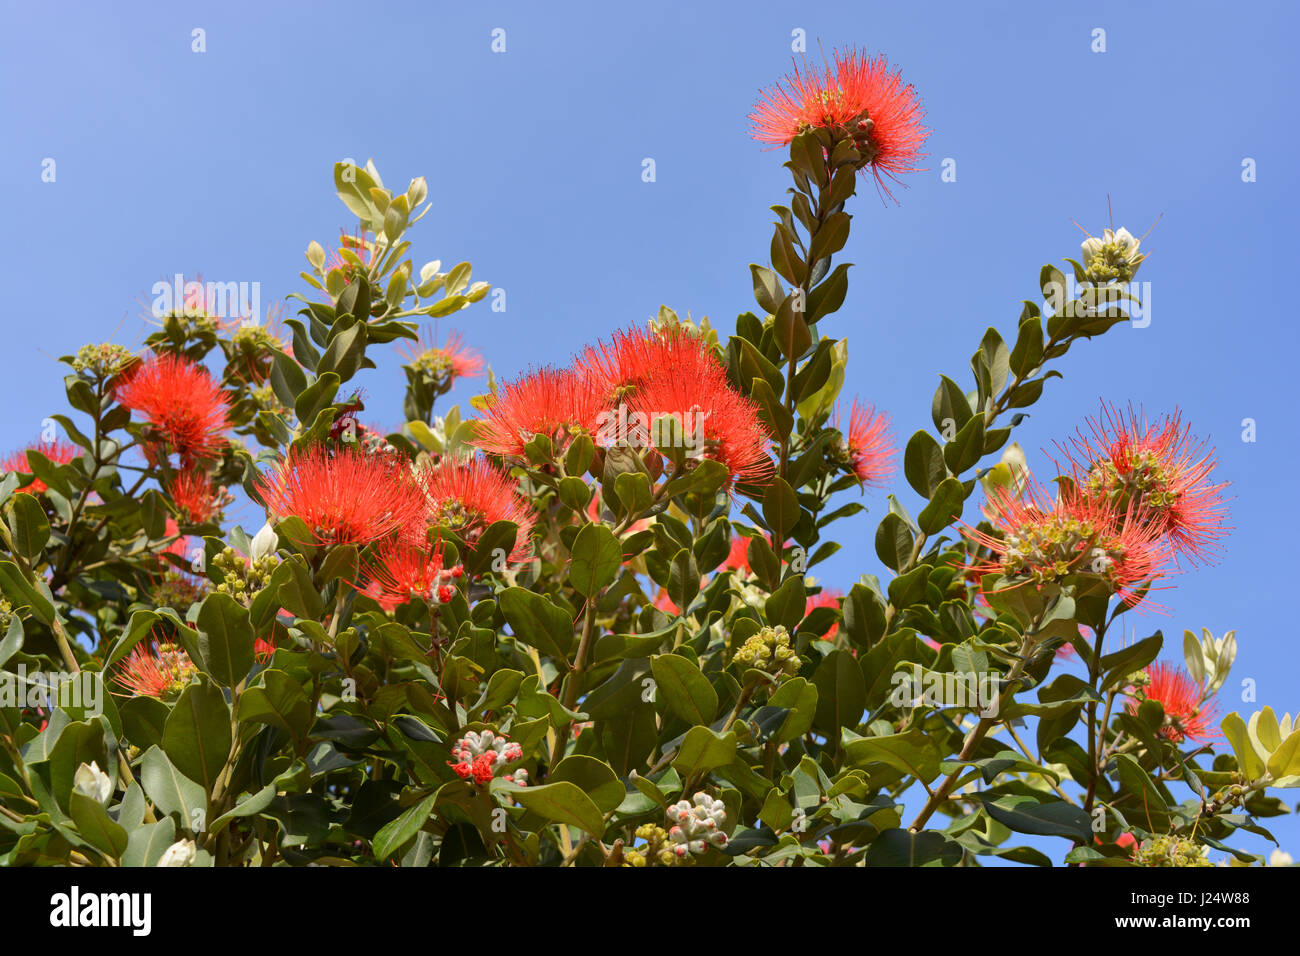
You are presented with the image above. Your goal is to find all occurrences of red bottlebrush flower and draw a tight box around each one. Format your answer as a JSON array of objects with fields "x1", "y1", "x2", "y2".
[
  {"x1": 256, "y1": 445, "x2": 428, "y2": 547},
  {"x1": 397, "y1": 326, "x2": 484, "y2": 385},
  {"x1": 1060, "y1": 404, "x2": 1229, "y2": 566},
  {"x1": 115, "y1": 634, "x2": 199, "y2": 700},
  {"x1": 254, "y1": 636, "x2": 276, "y2": 663},
  {"x1": 115, "y1": 353, "x2": 231, "y2": 464},
  {"x1": 169, "y1": 469, "x2": 225, "y2": 525},
  {"x1": 653, "y1": 587, "x2": 679, "y2": 615},
  {"x1": 577, "y1": 325, "x2": 725, "y2": 405},
  {"x1": 1128, "y1": 662, "x2": 1219, "y2": 744},
  {"x1": 161, "y1": 517, "x2": 190, "y2": 558},
  {"x1": 835, "y1": 400, "x2": 896, "y2": 487},
  {"x1": 325, "y1": 227, "x2": 373, "y2": 283},
  {"x1": 471, "y1": 367, "x2": 605, "y2": 460},
  {"x1": 2, "y1": 440, "x2": 78, "y2": 494},
  {"x1": 963, "y1": 479, "x2": 1173, "y2": 612},
  {"x1": 357, "y1": 537, "x2": 464, "y2": 609},
  {"x1": 805, "y1": 589, "x2": 842, "y2": 639},
  {"x1": 721, "y1": 535, "x2": 754, "y2": 575},
  {"x1": 416, "y1": 457, "x2": 536, "y2": 565},
  {"x1": 625, "y1": 362, "x2": 774, "y2": 489},
  {"x1": 750, "y1": 49, "x2": 928, "y2": 200}
]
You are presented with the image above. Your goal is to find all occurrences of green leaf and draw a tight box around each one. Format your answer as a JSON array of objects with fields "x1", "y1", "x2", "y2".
[
  {"x1": 121, "y1": 817, "x2": 176, "y2": 868},
  {"x1": 7, "y1": 493, "x2": 50, "y2": 560},
  {"x1": 943, "y1": 415, "x2": 985, "y2": 474},
  {"x1": 1267, "y1": 728, "x2": 1300, "y2": 780},
  {"x1": 508, "y1": 780, "x2": 605, "y2": 837},
  {"x1": 499, "y1": 587, "x2": 574, "y2": 658},
  {"x1": 69, "y1": 792, "x2": 129, "y2": 858},
  {"x1": 874, "y1": 513, "x2": 914, "y2": 573},
  {"x1": 749, "y1": 264, "x2": 785, "y2": 314},
  {"x1": 917, "y1": 477, "x2": 965, "y2": 535},
  {"x1": 862, "y1": 828, "x2": 963, "y2": 867},
  {"x1": 1099, "y1": 633, "x2": 1162, "y2": 692},
  {"x1": 1114, "y1": 753, "x2": 1171, "y2": 831},
  {"x1": 567, "y1": 523, "x2": 620, "y2": 597},
  {"x1": 651, "y1": 654, "x2": 718, "y2": 725},
  {"x1": 162, "y1": 678, "x2": 233, "y2": 793},
  {"x1": 548, "y1": 756, "x2": 624, "y2": 814},
  {"x1": 844, "y1": 728, "x2": 942, "y2": 783},
  {"x1": 140, "y1": 746, "x2": 207, "y2": 828},
  {"x1": 671, "y1": 726, "x2": 737, "y2": 778},
  {"x1": 812, "y1": 649, "x2": 866, "y2": 735},
  {"x1": 0, "y1": 560, "x2": 54, "y2": 625},
  {"x1": 762, "y1": 476, "x2": 799, "y2": 540},
  {"x1": 980, "y1": 795, "x2": 1093, "y2": 841},
  {"x1": 195, "y1": 592, "x2": 256, "y2": 687},
  {"x1": 904, "y1": 430, "x2": 948, "y2": 499},
  {"x1": 1221, "y1": 712, "x2": 1267, "y2": 780},
  {"x1": 236, "y1": 669, "x2": 313, "y2": 740},
  {"x1": 373, "y1": 793, "x2": 437, "y2": 861},
  {"x1": 277, "y1": 554, "x2": 324, "y2": 619}
]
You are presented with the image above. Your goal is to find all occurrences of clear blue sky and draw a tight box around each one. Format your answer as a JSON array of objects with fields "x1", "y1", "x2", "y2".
[{"x1": 3, "y1": 0, "x2": 1297, "y2": 863}]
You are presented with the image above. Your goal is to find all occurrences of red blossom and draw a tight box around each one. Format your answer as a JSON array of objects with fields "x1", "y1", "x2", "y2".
[
  {"x1": 256, "y1": 445, "x2": 428, "y2": 547},
  {"x1": 416, "y1": 457, "x2": 536, "y2": 565},
  {"x1": 625, "y1": 359, "x2": 774, "y2": 489},
  {"x1": 750, "y1": 49, "x2": 928, "y2": 200},
  {"x1": 2, "y1": 440, "x2": 77, "y2": 494},
  {"x1": 1128, "y1": 662, "x2": 1219, "y2": 744},
  {"x1": 577, "y1": 325, "x2": 725, "y2": 404},
  {"x1": 470, "y1": 367, "x2": 605, "y2": 460},
  {"x1": 398, "y1": 327, "x2": 484, "y2": 383},
  {"x1": 1059, "y1": 404, "x2": 1229, "y2": 566},
  {"x1": 115, "y1": 353, "x2": 231, "y2": 464},
  {"x1": 169, "y1": 469, "x2": 223, "y2": 525},
  {"x1": 115, "y1": 632, "x2": 199, "y2": 700},
  {"x1": 357, "y1": 537, "x2": 463, "y2": 610},
  {"x1": 836, "y1": 400, "x2": 896, "y2": 486},
  {"x1": 963, "y1": 479, "x2": 1173, "y2": 612},
  {"x1": 805, "y1": 589, "x2": 843, "y2": 639}
]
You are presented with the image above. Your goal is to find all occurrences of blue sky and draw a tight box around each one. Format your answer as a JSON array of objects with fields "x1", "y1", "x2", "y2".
[{"x1": 3, "y1": 0, "x2": 1297, "y2": 863}]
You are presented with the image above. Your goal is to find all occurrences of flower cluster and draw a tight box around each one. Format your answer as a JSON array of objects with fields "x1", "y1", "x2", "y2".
[
  {"x1": 211, "y1": 547, "x2": 279, "y2": 607},
  {"x1": 448, "y1": 730, "x2": 525, "y2": 786},
  {"x1": 733, "y1": 625, "x2": 801, "y2": 684},
  {"x1": 116, "y1": 637, "x2": 199, "y2": 700},
  {"x1": 398, "y1": 327, "x2": 483, "y2": 393},
  {"x1": 749, "y1": 48, "x2": 928, "y2": 200},
  {"x1": 1127, "y1": 662, "x2": 1219, "y2": 744},
  {"x1": 665, "y1": 792, "x2": 730, "y2": 857},
  {"x1": 2, "y1": 440, "x2": 78, "y2": 495},
  {"x1": 360, "y1": 538, "x2": 463, "y2": 611},
  {"x1": 115, "y1": 352, "x2": 232, "y2": 465},
  {"x1": 471, "y1": 324, "x2": 774, "y2": 489},
  {"x1": 1080, "y1": 227, "x2": 1145, "y2": 284},
  {"x1": 1131, "y1": 833, "x2": 1212, "y2": 868},
  {"x1": 71, "y1": 342, "x2": 134, "y2": 378}
]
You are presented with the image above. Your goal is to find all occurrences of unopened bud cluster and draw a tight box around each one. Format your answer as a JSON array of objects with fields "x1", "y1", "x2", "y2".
[
  {"x1": 73, "y1": 342, "x2": 135, "y2": 378},
  {"x1": 448, "y1": 730, "x2": 524, "y2": 786},
  {"x1": 152, "y1": 572, "x2": 209, "y2": 613},
  {"x1": 733, "y1": 625, "x2": 800, "y2": 682},
  {"x1": 623, "y1": 824, "x2": 675, "y2": 867},
  {"x1": 1132, "y1": 833, "x2": 1211, "y2": 867},
  {"x1": 665, "y1": 792, "x2": 729, "y2": 858},
  {"x1": 212, "y1": 547, "x2": 278, "y2": 606}
]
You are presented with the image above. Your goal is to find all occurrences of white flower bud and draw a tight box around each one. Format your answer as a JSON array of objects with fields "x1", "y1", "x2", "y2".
[
  {"x1": 73, "y1": 761, "x2": 112, "y2": 804},
  {"x1": 250, "y1": 522, "x2": 278, "y2": 561},
  {"x1": 157, "y1": 839, "x2": 197, "y2": 867}
]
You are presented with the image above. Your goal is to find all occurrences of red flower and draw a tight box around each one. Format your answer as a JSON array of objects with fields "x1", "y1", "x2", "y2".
[
  {"x1": 836, "y1": 400, "x2": 895, "y2": 486},
  {"x1": 397, "y1": 326, "x2": 484, "y2": 386},
  {"x1": 1060, "y1": 404, "x2": 1229, "y2": 566},
  {"x1": 750, "y1": 49, "x2": 928, "y2": 200},
  {"x1": 578, "y1": 325, "x2": 725, "y2": 405},
  {"x1": 254, "y1": 636, "x2": 276, "y2": 663},
  {"x1": 256, "y1": 445, "x2": 428, "y2": 547},
  {"x1": 2, "y1": 440, "x2": 77, "y2": 494},
  {"x1": 115, "y1": 633, "x2": 199, "y2": 700},
  {"x1": 1128, "y1": 662, "x2": 1219, "y2": 744},
  {"x1": 625, "y1": 361, "x2": 774, "y2": 489},
  {"x1": 417, "y1": 457, "x2": 536, "y2": 565},
  {"x1": 358, "y1": 537, "x2": 464, "y2": 609},
  {"x1": 805, "y1": 589, "x2": 842, "y2": 639},
  {"x1": 721, "y1": 535, "x2": 754, "y2": 575},
  {"x1": 653, "y1": 587, "x2": 679, "y2": 615},
  {"x1": 169, "y1": 469, "x2": 224, "y2": 525},
  {"x1": 963, "y1": 479, "x2": 1173, "y2": 612},
  {"x1": 115, "y1": 353, "x2": 231, "y2": 464},
  {"x1": 470, "y1": 367, "x2": 605, "y2": 460}
]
